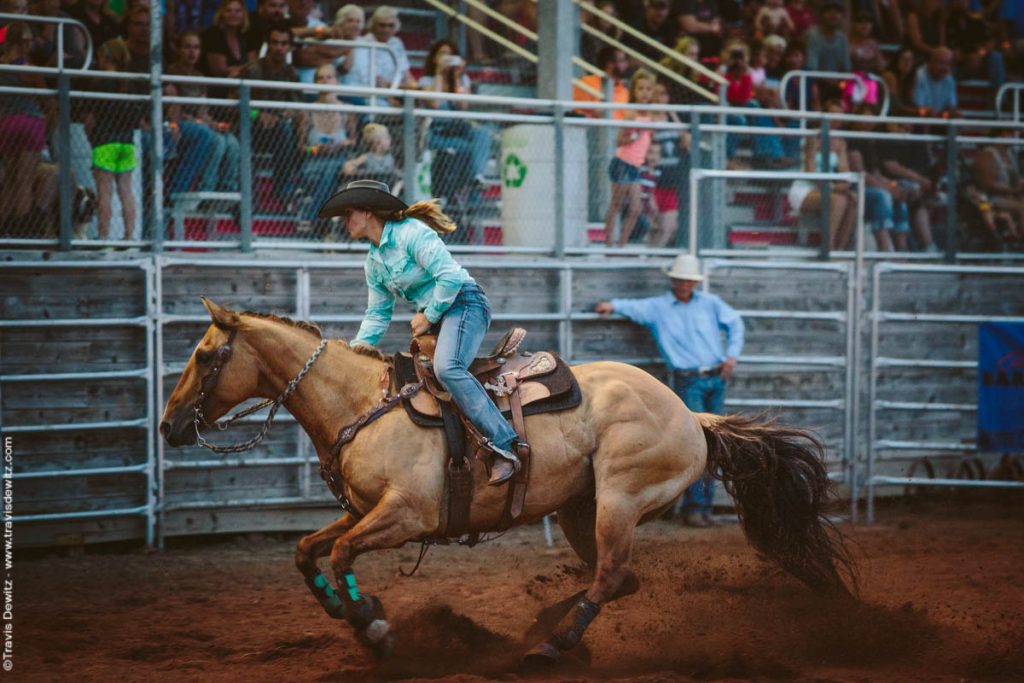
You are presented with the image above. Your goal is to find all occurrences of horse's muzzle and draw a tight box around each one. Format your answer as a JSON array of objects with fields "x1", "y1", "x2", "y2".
[{"x1": 160, "y1": 412, "x2": 198, "y2": 447}]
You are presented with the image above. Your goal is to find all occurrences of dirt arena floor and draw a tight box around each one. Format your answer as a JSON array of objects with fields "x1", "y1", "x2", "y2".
[{"x1": 15, "y1": 496, "x2": 1024, "y2": 682}]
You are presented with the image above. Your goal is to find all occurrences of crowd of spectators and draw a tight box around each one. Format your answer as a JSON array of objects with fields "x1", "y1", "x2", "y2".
[
  {"x1": 0, "y1": 0, "x2": 1021, "y2": 250},
  {"x1": 578, "y1": 0, "x2": 1023, "y2": 251},
  {"x1": 0, "y1": 0, "x2": 442, "y2": 239}
]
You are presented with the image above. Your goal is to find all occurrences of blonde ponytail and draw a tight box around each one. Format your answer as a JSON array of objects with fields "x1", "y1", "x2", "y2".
[{"x1": 379, "y1": 199, "x2": 457, "y2": 234}]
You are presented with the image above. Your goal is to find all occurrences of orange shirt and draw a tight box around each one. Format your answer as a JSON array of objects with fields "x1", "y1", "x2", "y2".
[{"x1": 573, "y1": 74, "x2": 629, "y2": 120}]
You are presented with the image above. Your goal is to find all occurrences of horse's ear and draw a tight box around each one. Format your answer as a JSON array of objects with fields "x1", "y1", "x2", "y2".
[{"x1": 201, "y1": 297, "x2": 240, "y2": 329}]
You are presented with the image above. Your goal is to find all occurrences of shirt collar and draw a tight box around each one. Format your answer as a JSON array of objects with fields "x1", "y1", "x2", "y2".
[
  {"x1": 376, "y1": 221, "x2": 397, "y2": 250},
  {"x1": 669, "y1": 289, "x2": 702, "y2": 305}
]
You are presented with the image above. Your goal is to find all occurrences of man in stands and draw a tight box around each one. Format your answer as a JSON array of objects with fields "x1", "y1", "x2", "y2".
[
  {"x1": 240, "y1": 25, "x2": 307, "y2": 208},
  {"x1": 676, "y1": 0, "x2": 721, "y2": 63},
  {"x1": 805, "y1": 0, "x2": 850, "y2": 73},
  {"x1": 249, "y1": 0, "x2": 287, "y2": 46},
  {"x1": 623, "y1": 0, "x2": 677, "y2": 61},
  {"x1": 573, "y1": 45, "x2": 630, "y2": 119},
  {"x1": 66, "y1": 0, "x2": 121, "y2": 59},
  {"x1": 914, "y1": 47, "x2": 959, "y2": 118},
  {"x1": 284, "y1": 0, "x2": 326, "y2": 83},
  {"x1": 594, "y1": 253, "x2": 745, "y2": 527}
]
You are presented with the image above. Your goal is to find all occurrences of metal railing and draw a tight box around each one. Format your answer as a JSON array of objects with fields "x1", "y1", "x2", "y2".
[
  {"x1": 574, "y1": 0, "x2": 726, "y2": 103},
  {"x1": 3, "y1": 255, "x2": 1022, "y2": 544},
  {"x1": 704, "y1": 258, "x2": 859, "y2": 519},
  {"x1": 0, "y1": 260, "x2": 156, "y2": 543},
  {"x1": 291, "y1": 37, "x2": 402, "y2": 91},
  {"x1": 865, "y1": 262, "x2": 1024, "y2": 523},
  {"x1": 1, "y1": 63, "x2": 1022, "y2": 260},
  {"x1": 0, "y1": 12, "x2": 93, "y2": 71},
  {"x1": 995, "y1": 82, "x2": 1024, "y2": 122},
  {"x1": 780, "y1": 70, "x2": 890, "y2": 119}
]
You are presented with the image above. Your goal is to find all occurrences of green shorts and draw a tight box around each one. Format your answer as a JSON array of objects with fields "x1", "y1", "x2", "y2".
[{"x1": 92, "y1": 142, "x2": 136, "y2": 173}]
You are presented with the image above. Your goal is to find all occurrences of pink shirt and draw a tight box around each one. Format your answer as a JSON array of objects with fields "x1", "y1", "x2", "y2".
[{"x1": 615, "y1": 115, "x2": 652, "y2": 168}]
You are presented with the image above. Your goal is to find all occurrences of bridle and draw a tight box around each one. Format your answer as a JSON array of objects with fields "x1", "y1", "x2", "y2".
[{"x1": 192, "y1": 327, "x2": 329, "y2": 454}]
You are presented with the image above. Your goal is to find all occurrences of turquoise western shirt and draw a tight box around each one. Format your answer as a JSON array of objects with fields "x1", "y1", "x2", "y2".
[{"x1": 354, "y1": 217, "x2": 474, "y2": 346}]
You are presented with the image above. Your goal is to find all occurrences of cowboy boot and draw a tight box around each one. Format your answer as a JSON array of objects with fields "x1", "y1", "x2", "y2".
[{"x1": 485, "y1": 440, "x2": 522, "y2": 486}]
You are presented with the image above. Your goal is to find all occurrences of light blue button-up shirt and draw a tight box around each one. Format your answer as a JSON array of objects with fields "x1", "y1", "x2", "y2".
[
  {"x1": 610, "y1": 290, "x2": 744, "y2": 370},
  {"x1": 354, "y1": 217, "x2": 474, "y2": 346}
]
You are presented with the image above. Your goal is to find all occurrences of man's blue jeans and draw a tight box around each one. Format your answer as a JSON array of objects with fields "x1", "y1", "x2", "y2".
[
  {"x1": 434, "y1": 283, "x2": 519, "y2": 450},
  {"x1": 198, "y1": 131, "x2": 240, "y2": 192},
  {"x1": 427, "y1": 123, "x2": 492, "y2": 178},
  {"x1": 675, "y1": 373, "x2": 726, "y2": 516},
  {"x1": 169, "y1": 119, "x2": 215, "y2": 194}
]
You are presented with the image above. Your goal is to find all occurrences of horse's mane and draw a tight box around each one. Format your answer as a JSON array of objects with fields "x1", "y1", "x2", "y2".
[
  {"x1": 238, "y1": 310, "x2": 390, "y2": 363},
  {"x1": 240, "y1": 311, "x2": 323, "y2": 338}
]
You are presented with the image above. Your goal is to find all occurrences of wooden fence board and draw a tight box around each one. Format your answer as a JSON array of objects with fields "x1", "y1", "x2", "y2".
[{"x1": 0, "y1": 267, "x2": 146, "y2": 319}]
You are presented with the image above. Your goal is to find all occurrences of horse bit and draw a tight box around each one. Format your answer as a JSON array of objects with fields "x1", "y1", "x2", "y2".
[{"x1": 193, "y1": 328, "x2": 328, "y2": 454}]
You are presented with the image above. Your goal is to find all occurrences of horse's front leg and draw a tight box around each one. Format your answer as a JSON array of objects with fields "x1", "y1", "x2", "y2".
[
  {"x1": 328, "y1": 490, "x2": 434, "y2": 659},
  {"x1": 295, "y1": 512, "x2": 359, "y2": 620}
]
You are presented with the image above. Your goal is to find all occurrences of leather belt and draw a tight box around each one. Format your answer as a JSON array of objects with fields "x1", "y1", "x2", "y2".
[{"x1": 674, "y1": 364, "x2": 724, "y2": 378}]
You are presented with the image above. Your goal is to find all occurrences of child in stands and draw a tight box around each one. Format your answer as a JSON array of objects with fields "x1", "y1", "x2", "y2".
[{"x1": 603, "y1": 69, "x2": 655, "y2": 247}]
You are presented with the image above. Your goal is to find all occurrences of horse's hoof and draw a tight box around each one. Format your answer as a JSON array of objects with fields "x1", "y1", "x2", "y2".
[
  {"x1": 522, "y1": 641, "x2": 560, "y2": 665},
  {"x1": 371, "y1": 629, "x2": 395, "y2": 660},
  {"x1": 361, "y1": 619, "x2": 394, "y2": 660}
]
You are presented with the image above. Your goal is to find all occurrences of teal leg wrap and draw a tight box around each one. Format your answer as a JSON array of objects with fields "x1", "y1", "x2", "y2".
[
  {"x1": 304, "y1": 571, "x2": 346, "y2": 620},
  {"x1": 341, "y1": 568, "x2": 361, "y2": 603}
]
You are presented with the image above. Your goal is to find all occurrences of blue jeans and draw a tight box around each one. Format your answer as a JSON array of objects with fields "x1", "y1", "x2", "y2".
[
  {"x1": 198, "y1": 131, "x2": 240, "y2": 192},
  {"x1": 300, "y1": 154, "x2": 348, "y2": 221},
  {"x1": 675, "y1": 373, "x2": 726, "y2": 516},
  {"x1": 427, "y1": 122, "x2": 492, "y2": 178},
  {"x1": 170, "y1": 119, "x2": 215, "y2": 194},
  {"x1": 434, "y1": 283, "x2": 519, "y2": 450},
  {"x1": 865, "y1": 186, "x2": 910, "y2": 234}
]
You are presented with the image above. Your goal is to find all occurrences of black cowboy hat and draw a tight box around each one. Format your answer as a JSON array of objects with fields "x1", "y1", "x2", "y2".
[{"x1": 317, "y1": 179, "x2": 408, "y2": 218}]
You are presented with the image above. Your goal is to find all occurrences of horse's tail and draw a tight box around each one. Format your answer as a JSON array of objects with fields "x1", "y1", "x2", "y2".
[{"x1": 697, "y1": 412, "x2": 857, "y2": 597}]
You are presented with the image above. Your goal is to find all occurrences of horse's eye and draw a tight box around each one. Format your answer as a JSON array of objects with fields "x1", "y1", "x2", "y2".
[{"x1": 196, "y1": 349, "x2": 214, "y2": 364}]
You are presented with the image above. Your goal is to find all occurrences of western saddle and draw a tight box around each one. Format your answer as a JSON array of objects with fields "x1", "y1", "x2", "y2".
[{"x1": 395, "y1": 328, "x2": 580, "y2": 536}]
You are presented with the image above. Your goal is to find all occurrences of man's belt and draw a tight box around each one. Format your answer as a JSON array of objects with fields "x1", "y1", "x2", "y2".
[{"x1": 674, "y1": 364, "x2": 724, "y2": 378}]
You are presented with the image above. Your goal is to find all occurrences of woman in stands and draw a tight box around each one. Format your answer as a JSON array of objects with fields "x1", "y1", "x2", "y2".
[
  {"x1": 881, "y1": 46, "x2": 918, "y2": 115},
  {"x1": 316, "y1": 180, "x2": 524, "y2": 485},
  {"x1": 420, "y1": 39, "x2": 493, "y2": 188},
  {"x1": 329, "y1": 4, "x2": 365, "y2": 89},
  {"x1": 202, "y1": 0, "x2": 259, "y2": 96},
  {"x1": 787, "y1": 99, "x2": 857, "y2": 250},
  {"x1": 603, "y1": 69, "x2": 656, "y2": 247}
]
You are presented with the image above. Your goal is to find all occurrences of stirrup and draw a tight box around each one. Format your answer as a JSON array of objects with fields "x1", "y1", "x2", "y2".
[
  {"x1": 482, "y1": 438, "x2": 522, "y2": 467},
  {"x1": 482, "y1": 439, "x2": 522, "y2": 486}
]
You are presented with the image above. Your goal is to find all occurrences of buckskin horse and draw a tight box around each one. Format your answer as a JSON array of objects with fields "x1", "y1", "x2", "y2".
[{"x1": 160, "y1": 298, "x2": 855, "y2": 664}]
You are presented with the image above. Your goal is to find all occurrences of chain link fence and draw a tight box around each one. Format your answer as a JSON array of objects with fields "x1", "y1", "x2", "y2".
[{"x1": 2, "y1": 63, "x2": 1022, "y2": 257}]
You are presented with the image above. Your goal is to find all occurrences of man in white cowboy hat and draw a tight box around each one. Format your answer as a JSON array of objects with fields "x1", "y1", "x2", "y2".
[{"x1": 594, "y1": 253, "x2": 744, "y2": 527}]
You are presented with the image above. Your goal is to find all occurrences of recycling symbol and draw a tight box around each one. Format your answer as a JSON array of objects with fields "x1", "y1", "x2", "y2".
[{"x1": 503, "y1": 153, "x2": 527, "y2": 189}]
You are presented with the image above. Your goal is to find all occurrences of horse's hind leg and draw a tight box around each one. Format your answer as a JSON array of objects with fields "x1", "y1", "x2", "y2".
[
  {"x1": 557, "y1": 495, "x2": 597, "y2": 567},
  {"x1": 530, "y1": 493, "x2": 641, "y2": 662}
]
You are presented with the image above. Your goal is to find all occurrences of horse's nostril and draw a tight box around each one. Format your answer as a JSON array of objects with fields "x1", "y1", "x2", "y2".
[{"x1": 159, "y1": 421, "x2": 171, "y2": 438}]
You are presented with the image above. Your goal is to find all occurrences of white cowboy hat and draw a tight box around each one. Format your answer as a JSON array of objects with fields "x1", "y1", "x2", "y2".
[{"x1": 663, "y1": 253, "x2": 705, "y2": 281}]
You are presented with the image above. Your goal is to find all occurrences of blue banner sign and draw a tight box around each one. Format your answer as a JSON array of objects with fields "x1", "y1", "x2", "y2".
[{"x1": 978, "y1": 322, "x2": 1024, "y2": 452}]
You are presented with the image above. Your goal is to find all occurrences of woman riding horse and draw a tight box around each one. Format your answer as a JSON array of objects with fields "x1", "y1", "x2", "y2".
[{"x1": 318, "y1": 179, "x2": 523, "y2": 485}]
